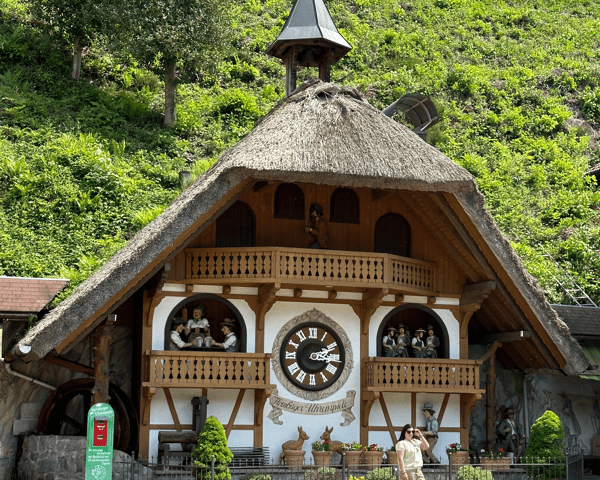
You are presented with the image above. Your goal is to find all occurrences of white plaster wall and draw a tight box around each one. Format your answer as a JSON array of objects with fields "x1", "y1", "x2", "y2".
[{"x1": 263, "y1": 302, "x2": 362, "y2": 462}]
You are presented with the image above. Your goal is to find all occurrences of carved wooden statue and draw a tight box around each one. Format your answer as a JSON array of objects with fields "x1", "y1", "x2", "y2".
[
  {"x1": 424, "y1": 325, "x2": 439, "y2": 358},
  {"x1": 320, "y1": 426, "x2": 344, "y2": 454},
  {"x1": 395, "y1": 323, "x2": 410, "y2": 358},
  {"x1": 305, "y1": 204, "x2": 328, "y2": 249},
  {"x1": 382, "y1": 326, "x2": 397, "y2": 357},
  {"x1": 412, "y1": 328, "x2": 426, "y2": 358},
  {"x1": 280, "y1": 426, "x2": 310, "y2": 463}
]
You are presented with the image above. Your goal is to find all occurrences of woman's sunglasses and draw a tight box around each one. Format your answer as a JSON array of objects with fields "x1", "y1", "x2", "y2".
[{"x1": 406, "y1": 430, "x2": 414, "y2": 434}]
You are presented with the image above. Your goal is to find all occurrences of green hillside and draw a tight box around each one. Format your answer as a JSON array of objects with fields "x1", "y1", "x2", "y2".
[{"x1": 1, "y1": 0, "x2": 599, "y2": 305}]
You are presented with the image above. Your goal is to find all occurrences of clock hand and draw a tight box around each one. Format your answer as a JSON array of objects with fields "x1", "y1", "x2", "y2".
[{"x1": 309, "y1": 346, "x2": 336, "y2": 361}]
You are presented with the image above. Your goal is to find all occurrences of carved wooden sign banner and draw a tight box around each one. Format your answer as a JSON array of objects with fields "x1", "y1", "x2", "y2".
[{"x1": 268, "y1": 388, "x2": 356, "y2": 426}]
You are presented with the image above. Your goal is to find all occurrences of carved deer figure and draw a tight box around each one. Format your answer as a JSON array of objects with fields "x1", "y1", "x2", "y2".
[
  {"x1": 279, "y1": 426, "x2": 310, "y2": 463},
  {"x1": 320, "y1": 426, "x2": 344, "y2": 454}
]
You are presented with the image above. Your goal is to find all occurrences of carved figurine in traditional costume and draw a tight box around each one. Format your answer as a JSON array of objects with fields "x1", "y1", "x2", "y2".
[
  {"x1": 496, "y1": 407, "x2": 526, "y2": 460},
  {"x1": 424, "y1": 325, "x2": 440, "y2": 358},
  {"x1": 382, "y1": 326, "x2": 397, "y2": 357},
  {"x1": 412, "y1": 328, "x2": 426, "y2": 358},
  {"x1": 421, "y1": 403, "x2": 440, "y2": 463},
  {"x1": 212, "y1": 319, "x2": 239, "y2": 352},
  {"x1": 170, "y1": 317, "x2": 192, "y2": 350},
  {"x1": 186, "y1": 305, "x2": 210, "y2": 346},
  {"x1": 305, "y1": 204, "x2": 328, "y2": 249},
  {"x1": 395, "y1": 323, "x2": 410, "y2": 358}
]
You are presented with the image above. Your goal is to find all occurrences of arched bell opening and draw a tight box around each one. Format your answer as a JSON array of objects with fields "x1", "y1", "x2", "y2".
[
  {"x1": 163, "y1": 294, "x2": 247, "y2": 352},
  {"x1": 377, "y1": 304, "x2": 448, "y2": 358}
]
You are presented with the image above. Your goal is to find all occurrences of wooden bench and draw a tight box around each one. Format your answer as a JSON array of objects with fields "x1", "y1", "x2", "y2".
[{"x1": 158, "y1": 441, "x2": 270, "y2": 467}]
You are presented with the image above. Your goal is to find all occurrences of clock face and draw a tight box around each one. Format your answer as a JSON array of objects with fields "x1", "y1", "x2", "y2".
[{"x1": 280, "y1": 322, "x2": 345, "y2": 391}]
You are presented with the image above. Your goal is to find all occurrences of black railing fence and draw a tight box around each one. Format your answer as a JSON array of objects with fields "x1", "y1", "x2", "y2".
[{"x1": 112, "y1": 450, "x2": 584, "y2": 480}]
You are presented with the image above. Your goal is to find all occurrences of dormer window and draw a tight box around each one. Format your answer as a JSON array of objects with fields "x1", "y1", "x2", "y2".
[
  {"x1": 329, "y1": 188, "x2": 359, "y2": 224},
  {"x1": 274, "y1": 183, "x2": 305, "y2": 219}
]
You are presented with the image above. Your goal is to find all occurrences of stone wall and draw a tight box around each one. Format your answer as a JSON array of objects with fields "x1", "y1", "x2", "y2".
[{"x1": 469, "y1": 344, "x2": 600, "y2": 455}]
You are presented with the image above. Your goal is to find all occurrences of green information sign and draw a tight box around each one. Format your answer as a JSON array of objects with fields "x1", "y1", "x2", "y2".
[{"x1": 85, "y1": 403, "x2": 114, "y2": 480}]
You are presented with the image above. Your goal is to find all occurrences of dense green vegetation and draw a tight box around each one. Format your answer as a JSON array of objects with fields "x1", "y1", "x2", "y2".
[{"x1": 1, "y1": 0, "x2": 599, "y2": 304}]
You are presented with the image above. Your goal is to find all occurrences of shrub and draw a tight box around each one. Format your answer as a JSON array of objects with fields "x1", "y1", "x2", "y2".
[
  {"x1": 456, "y1": 465, "x2": 493, "y2": 480},
  {"x1": 524, "y1": 411, "x2": 566, "y2": 480},
  {"x1": 305, "y1": 467, "x2": 338, "y2": 480},
  {"x1": 240, "y1": 474, "x2": 271, "y2": 480},
  {"x1": 191, "y1": 416, "x2": 233, "y2": 480},
  {"x1": 366, "y1": 467, "x2": 396, "y2": 480}
]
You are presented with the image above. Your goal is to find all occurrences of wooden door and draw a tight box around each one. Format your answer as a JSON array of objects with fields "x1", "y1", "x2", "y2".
[
  {"x1": 374, "y1": 212, "x2": 411, "y2": 257},
  {"x1": 216, "y1": 201, "x2": 255, "y2": 247}
]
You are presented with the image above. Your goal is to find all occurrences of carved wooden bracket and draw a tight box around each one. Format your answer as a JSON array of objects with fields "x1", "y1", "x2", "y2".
[
  {"x1": 254, "y1": 389, "x2": 271, "y2": 427},
  {"x1": 248, "y1": 283, "x2": 280, "y2": 331},
  {"x1": 361, "y1": 391, "x2": 380, "y2": 428},
  {"x1": 142, "y1": 387, "x2": 156, "y2": 425},
  {"x1": 461, "y1": 280, "x2": 496, "y2": 308},
  {"x1": 352, "y1": 288, "x2": 389, "y2": 335}
]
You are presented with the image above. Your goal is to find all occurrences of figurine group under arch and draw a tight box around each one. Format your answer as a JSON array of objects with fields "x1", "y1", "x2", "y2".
[{"x1": 382, "y1": 324, "x2": 440, "y2": 358}]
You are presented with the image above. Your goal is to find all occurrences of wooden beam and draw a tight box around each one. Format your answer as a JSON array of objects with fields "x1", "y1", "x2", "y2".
[
  {"x1": 254, "y1": 389, "x2": 271, "y2": 446},
  {"x1": 461, "y1": 281, "x2": 496, "y2": 305},
  {"x1": 249, "y1": 283, "x2": 279, "y2": 353},
  {"x1": 44, "y1": 354, "x2": 94, "y2": 376},
  {"x1": 378, "y1": 394, "x2": 398, "y2": 444},
  {"x1": 226, "y1": 390, "x2": 246, "y2": 438},
  {"x1": 328, "y1": 290, "x2": 337, "y2": 300},
  {"x1": 460, "y1": 393, "x2": 481, "y2": 449},
  {"x1": 437, "y1": 393, "x2": 450, "y2": 424},
  {"x1": 164, "y1": 388, "x2": 182, "y2": 430},
  {"x1": 479, "y1": 330, "x2": 532, "y2": 344}
]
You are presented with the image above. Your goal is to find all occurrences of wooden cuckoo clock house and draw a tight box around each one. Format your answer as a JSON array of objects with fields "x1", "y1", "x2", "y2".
[{"x1": 7, "y1": 0, "x2": 589, "y2": 463}]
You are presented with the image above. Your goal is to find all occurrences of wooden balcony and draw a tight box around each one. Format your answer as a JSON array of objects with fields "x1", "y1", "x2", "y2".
[
  {"x1": 144, "y1": 351, "x2": 275, "y2": 390},
  {"x1": 185, "y1": 247, "x2": 437, "y2": 294},
  {"x1": 363, "y1": 357, "x2": 484, "y2": 394}
]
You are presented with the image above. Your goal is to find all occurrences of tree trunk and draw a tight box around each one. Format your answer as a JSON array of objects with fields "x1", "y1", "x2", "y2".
[
  {"x1": 72, "y1": 36, "x2": 82, "y2": 80},
  {"x1": 164, "y1": 60, "x2": 177, "y2": 126}
]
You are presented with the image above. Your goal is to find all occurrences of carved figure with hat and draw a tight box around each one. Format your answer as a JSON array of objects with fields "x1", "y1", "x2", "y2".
[
  {"x1": 305, "y1": 203, "x2": 328, "y2": 249},
  {"x1": 424, "y1": 324, "x2": 440, "y2": 359},
  {"x1": 412, "y1": 328, "x2": 426, "y2": 358},
  {"x1": 170, "y1": 317, "x2": 192, "y2": 350},
  {"x1": 496, "y1": 406, "x2": 525, "y2": 459},
  {"x1": 420, "y1": 403, "x2": 440, "y2": 463},
  {"x1": 186, "y1": 304, "x2": 210, "y2": 347},
  {"x1": 382, "y1": 325, "x2": 397, "y2": 357},
  {"x1": 212, "y1": 318, "x2": 239, "y2": 352},
  {"x1": 395, "y1": 323, "x2": 410, "y2": 358}
]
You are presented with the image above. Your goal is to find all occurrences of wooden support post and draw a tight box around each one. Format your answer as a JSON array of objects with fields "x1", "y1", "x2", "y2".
[
  {"x1": 251, "y1": 283, "x2": 279, "y2": 354},
  {"x1": 480, "y1": 341, "x2": 502, "y2": 452},
  {"x1": 460, "y1": 393, "x2": 482, "y2": 449},
  {"x1": 92, "y1": 323, "x2": 111, "y2": 405},
  {"x1": 254, "y1": 389, "x2": 271, "y2": 447}
]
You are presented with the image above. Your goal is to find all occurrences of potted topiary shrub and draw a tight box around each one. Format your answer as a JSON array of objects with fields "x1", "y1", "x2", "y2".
[
  {"x1": 524, "y1": 410, "x2": 566, "y2": 480},
  {"x1": 191, "y1": 416, "x2": 233, "y2": 480}
]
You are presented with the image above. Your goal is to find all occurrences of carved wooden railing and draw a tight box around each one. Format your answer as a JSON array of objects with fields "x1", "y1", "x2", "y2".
[
  {"x1": 363, "y1": 357, "x2": 484, "y2": 394},
  {"x1": 185, "y1": 247, "x2": 437, "y2": 294},
  {"x1": 144, "y1": 351, "x2": 274, "y2": 389}
]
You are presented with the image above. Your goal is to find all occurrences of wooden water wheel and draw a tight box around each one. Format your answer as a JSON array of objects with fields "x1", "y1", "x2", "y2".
[{"x1": 37, "y1": 378, "x2": 139, "y2": 452}]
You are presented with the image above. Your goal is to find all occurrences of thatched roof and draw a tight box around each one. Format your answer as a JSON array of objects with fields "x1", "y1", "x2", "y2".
[{"x1": 11, "y1": 82, "x2": 589, "y2": 375}]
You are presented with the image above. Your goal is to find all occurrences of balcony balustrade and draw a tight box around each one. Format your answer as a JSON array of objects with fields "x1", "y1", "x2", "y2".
[
  {"x1": 185, "y1": 247, "x2": 437, "y2": 294},
  {"x1": 144, "y1": 351, "x2": 274, "y2": 389},
  {"x1": 363, "y1": 357, "x2": 484, "y2": 394}
]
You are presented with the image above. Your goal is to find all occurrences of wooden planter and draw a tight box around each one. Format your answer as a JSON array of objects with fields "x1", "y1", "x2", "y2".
[
  {"x1": 343, "y1": 451, "x2": 363, "y2": 468},
  {"x1": 313, "y1": 450, "x2": 334, "y2": 466},
  {"x1": 480, "y1": 457, "x2": 510, "y2": 471},
  {"x1": 283, "y1": 450, "x2": 306, "y2": 467},
  {"x1": 385, "y1": 450, "x2": 397, "y2": 465},
  {"x1": 448, "y1": 451, "x2": 469, "y2": 470},
  {"x1": 362, "y1": 451, "x2": 385, "y2": 470}
]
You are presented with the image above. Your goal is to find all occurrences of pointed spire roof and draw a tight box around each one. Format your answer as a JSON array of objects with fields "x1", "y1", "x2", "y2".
[{"x1": 266, "y1": 0, "x2": 351, "y2": 61}]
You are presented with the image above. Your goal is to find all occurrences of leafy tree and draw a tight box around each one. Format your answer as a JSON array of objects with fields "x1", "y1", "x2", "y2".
[
  {"x1": 32, "y1": 0, "x2": 111, "y2": 79},
  {"x1": 191, "y1": 416, "x2": 233, "y2": 480},
  {"x1": 117, "y1": 0, "x2": 232, "y2": 125}
]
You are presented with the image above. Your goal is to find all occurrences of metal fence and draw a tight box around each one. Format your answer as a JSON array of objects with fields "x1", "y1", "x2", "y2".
[{"x1": 112, "y1": 450, "x2": 584, "y2": 480}]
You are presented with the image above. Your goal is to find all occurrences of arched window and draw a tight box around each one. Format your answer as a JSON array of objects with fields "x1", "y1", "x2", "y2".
[
  {"x1": 216, "y1": 201, "x2": 255, "y2": 247},
  {"x1": 374, "y1": 213, "x2": 411, "y2": 257},
  {"x1": 274, "y1": 183, "x2": 305, "y2": 219},
  {"x1": 329, "y1": 188, "x2": 359, "y2": 224}
]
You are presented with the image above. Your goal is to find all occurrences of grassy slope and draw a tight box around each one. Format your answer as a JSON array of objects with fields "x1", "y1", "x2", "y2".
[{"x1": 0, "y1": 0, "x2": 599, "y2": 304}]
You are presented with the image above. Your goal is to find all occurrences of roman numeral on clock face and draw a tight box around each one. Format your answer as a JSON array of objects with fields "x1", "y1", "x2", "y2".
[
  {"x1": 326, "y1": 363, "x2": 337, "y2": 374},
  {"x1": 296, "y1": 330, "x2": 307, "y2": 342},
  {"x1": 288, "y1": 362, "x2": 300, "y2": 375},
  {"x1": 296, "y1": 370, "x2": 306, "y2": 382},
  {"x1": 285, "y1": 351, "x2": 296, "y2": 359},
  {"x1": 309, "y1": 327, "x2": 318, "y2": 339}
]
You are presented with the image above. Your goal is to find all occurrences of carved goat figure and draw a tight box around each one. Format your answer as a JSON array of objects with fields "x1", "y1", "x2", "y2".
[
  {"x1": 279, "y1": 426, "x2": 310, "y2": 463},
  {"x1": 320, "y1": 426, "x2": 344, "y2": 454}
]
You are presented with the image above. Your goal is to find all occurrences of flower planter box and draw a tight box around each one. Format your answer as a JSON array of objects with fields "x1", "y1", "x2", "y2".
[
  {"x1": 362, "y1": 451, "x2": 385, "y2": 470},
  {"x1": 283, "y1": 450, "x2": 306, "y2": 467},
  {"x1": 448, "y1": 451, "x2": 469, "y2": 470},
  {"x1": 343, "y1": 451, "x2": 363, "y2": 468},
  {"x1": 313, "y1": 450, "x2": 334, "y2": 466},
  {"x1": 480, "y1": 457, "x2": 510, "y2": 471}
]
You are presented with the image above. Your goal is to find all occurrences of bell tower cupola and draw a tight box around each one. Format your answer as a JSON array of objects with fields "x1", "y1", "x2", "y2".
[{"x1": 266, "y1": 0, "x2": 352, "y2": 97}]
